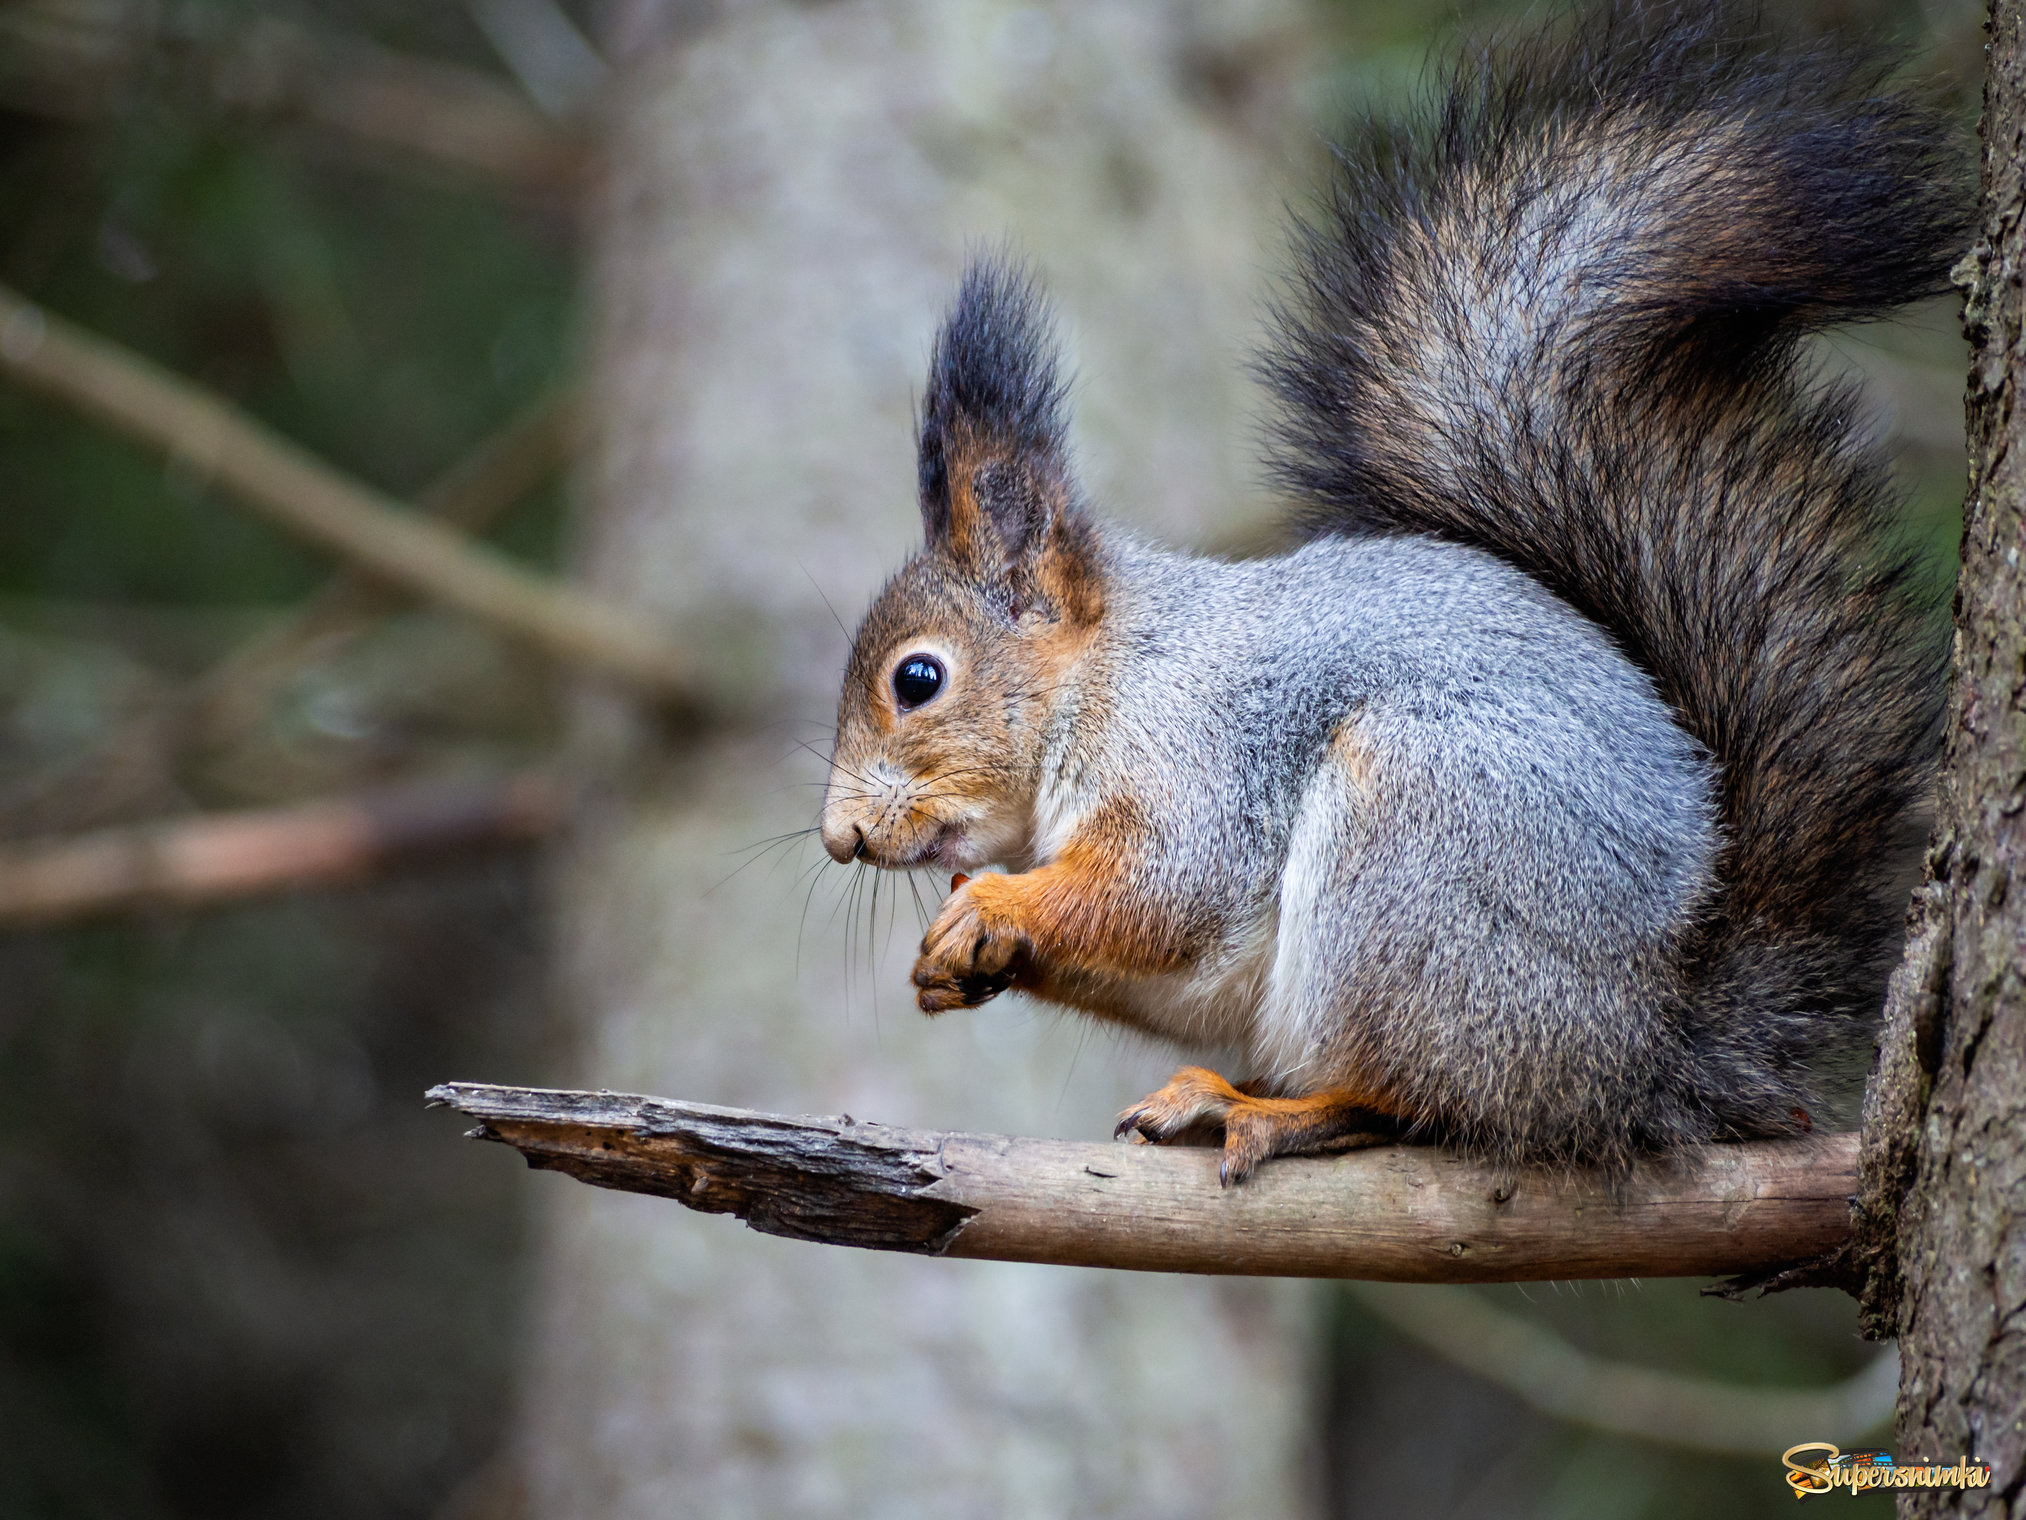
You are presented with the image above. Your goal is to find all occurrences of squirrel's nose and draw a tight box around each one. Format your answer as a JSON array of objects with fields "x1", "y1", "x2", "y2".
[{"x1": 820, "y1": 818, "x2": 865, "y2": 864}]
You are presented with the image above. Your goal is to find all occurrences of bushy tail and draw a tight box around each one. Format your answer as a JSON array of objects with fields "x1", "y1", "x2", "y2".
[{"x1": 1265, "y1": 1, "x2": 1969, "y2": 1133}]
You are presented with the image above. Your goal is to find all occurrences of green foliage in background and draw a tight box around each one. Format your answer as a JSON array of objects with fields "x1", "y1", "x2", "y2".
[{"x1": 0, "y1": 52, "x2": 572, "y2": 603}]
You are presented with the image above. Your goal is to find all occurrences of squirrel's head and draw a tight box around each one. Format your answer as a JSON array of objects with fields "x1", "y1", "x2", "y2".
[{"x1": 821, "y1": 259, "x2": 1103, "y2": 873}]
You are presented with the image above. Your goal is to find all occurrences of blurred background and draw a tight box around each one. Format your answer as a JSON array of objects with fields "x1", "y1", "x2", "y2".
[{"x1": 0, "y1": 0, "x2": 1982, "y2": 1516}]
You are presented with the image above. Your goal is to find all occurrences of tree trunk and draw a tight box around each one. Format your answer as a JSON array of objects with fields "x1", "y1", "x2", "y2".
[
  {"x1": 1857, "y1": 0, "x2": 2026, "y2": 1507},
  {"x1": 518, "y1": 3, "x2": 1325, "y2": 1515}
]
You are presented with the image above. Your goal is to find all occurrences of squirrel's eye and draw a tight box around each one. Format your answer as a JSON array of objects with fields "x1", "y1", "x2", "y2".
[{"x1": 892, "y1": 654, "x2": 945, "y2": 711}]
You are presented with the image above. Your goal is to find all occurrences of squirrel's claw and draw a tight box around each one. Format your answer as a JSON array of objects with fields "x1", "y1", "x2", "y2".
[
  {"x1": 912, "y1": 879, "x2": 1028, "y2": 1014},
  {"x1": 911, "y1": 963, "x2": 1012, "y2": 1013},
  {"x1": 1113, "y1": 1066, "x2": 1246, "y2": 1164},
  {"x1": 1118, "y1": 1067, "x2": 1396, "y2": 1187}
]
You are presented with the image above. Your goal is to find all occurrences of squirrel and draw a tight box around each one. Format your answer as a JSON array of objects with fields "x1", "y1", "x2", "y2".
[{"x1": 816, "y1": 1, "x2": 1968, "y2": 1184}]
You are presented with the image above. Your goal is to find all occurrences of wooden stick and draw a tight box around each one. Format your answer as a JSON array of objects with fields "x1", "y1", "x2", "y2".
[
  {"x1": 425, "y1": 1083, "x2": 1859, "y2": 1284},
  {"x1": 0, "y1": 287, "x2": 700, "y2": 709},
  {"x1": 0, "y1": 773, "x2": 561, "y2": 927}
]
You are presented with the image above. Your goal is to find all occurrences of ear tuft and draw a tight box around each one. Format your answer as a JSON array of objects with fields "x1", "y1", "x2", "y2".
[{"x1": 918, "y1": 258, "x2": 1071, "y2": 550}]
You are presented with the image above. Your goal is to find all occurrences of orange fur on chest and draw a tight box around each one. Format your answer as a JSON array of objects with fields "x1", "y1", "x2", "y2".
[{"x1": 964, "y1": 801, "x2": 1193, "y2": 980}]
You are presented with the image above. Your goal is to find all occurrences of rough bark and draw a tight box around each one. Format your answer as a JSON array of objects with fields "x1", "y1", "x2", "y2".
[
  {"x1": 433, "y1": 1082, "x2": 1862, "y2": 1282},
  {"x1": 521, "y1": 4, "x2": 1325, "y2": 1516},
  {"x1": 1856, "y1": 0, "x2": 2026, "y2": 1506}
]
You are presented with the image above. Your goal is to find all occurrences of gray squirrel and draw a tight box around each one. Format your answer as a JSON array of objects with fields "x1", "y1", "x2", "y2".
[{"x1": 817, "y1": 1, "x2": 1967, "y2": 1182}]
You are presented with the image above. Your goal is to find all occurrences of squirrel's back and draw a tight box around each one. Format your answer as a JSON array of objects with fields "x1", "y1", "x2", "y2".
[{"x1": 1262, "y1": 0, "x2": 1966, "y2": 1155}]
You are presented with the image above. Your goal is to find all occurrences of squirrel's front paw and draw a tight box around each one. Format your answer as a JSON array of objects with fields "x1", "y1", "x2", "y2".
[{"x1": 913, "y1": 878, "x2": 1030, "y2": 1013}]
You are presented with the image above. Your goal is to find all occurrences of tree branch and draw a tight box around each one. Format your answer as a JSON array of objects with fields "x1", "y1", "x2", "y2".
[
  {"x1": 185, "y1": 390, "x2": 582, "y2": 753},
  {"x1": 0, "y1": 287, "x2": 701, "y2": 709},
  {"x1": 1344, "y1": 1283, "x2": 1895, "y2": 1454},
  {"x1": 0, "y1": 772, "x2": 560, "y2": 927},
  {"x1": 0, "y1": 1, "x2": 587, "y2": 197},
  {"x1": 426, "y1": 1083, "x2": 1860, "y2": 1283}
]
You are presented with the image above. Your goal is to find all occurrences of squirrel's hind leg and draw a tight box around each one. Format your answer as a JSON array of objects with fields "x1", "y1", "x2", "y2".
[{"x1": 1115, "y1": 1067, "x2": 1398, "y2": 1186}]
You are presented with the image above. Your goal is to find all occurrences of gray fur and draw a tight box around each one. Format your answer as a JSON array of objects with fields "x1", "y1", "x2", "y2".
[{"x1": 1046, "y1": 532, "x2": 1718, "y2": 1165}]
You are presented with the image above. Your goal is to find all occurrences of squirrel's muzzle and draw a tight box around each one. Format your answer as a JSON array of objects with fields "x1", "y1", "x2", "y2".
[{"x1": 820, "y1": 817, "x2": 864, "y2": 864}]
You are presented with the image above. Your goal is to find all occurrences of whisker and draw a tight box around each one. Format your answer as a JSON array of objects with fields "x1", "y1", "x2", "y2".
[
  {"x1": 703, "y1": 826, "x2": 825, "y2": 897},
  {"x1": 720, "y1": 826, "x2": 822, "y2": 857},
  {"x1": 906, "y1": 870, "x2": 935, "y2": 933},
  {"x1": 795, "y1": 740, "x2": 881, "y2": 788},
  {"x1": 1057, "y1": 1019, "x2": 1095, "y2": 1116},
  {"x1": 793, "y1": 854, "x2": 835, "y2": 976},
  {"x1": 844, "y1": 866, "x2": 863, "y2": 1005},
  {"x1": 797, "y1": 559, "x2": 854, "y2": 646}
]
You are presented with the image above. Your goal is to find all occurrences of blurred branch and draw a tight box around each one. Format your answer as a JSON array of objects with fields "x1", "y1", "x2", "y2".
[
  {"x1": 0, "y1": 771, "x2": 561, "y2": 927},
  {"x1": 463, "y1": 0, "x2": 608, "y2": 121},
  {"x1": 0, "y1": 0, "x2": 587, "y2": 198},
  {"x1": 186, "y1": 390, "x2": 583, "y2": 753},
  {"x1": 0, "y1": 399, "x2": 579, "y2": 826},
  {"x1": 1344, "y1": 1282, "x2": 1896, "y2": 1455},
  {"x1": 0, "y1": 287, "x2": 704, "y2": 710},
  {"x1": 426, "y1": 1084, "x2": 1862, "y2": 1284}
]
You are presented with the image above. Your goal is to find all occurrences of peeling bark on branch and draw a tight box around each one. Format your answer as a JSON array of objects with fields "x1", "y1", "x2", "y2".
[{"x1": 428, "y1": 1083, "x2": 1860, "y2": 1284}]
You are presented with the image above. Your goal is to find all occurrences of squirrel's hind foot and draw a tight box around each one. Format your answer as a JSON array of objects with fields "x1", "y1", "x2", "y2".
[{"x1": 1115, "y1": 1067, "x2": 1397, "y2": 1186}]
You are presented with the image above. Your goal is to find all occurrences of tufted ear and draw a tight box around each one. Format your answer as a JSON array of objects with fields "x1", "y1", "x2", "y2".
[
  {"x1": 931, "y1": 438, "x2": 1073, "y2": 569},
  {"x1": 917, "y1": 258, "x2": 1086, "y2": 585}
]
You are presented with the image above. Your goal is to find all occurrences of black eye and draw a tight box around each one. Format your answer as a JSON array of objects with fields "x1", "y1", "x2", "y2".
[{"x1": 892, "y1": 654, "x2": 945, "y2": 710}]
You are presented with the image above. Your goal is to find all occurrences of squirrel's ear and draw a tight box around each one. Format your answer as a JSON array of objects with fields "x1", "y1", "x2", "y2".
[
  {"x1": 931, "y1": 448, "x2": 1069, "y2": 565},
  {"x1": 918, "y1": 258, "x2": 1081, "y2": 578}
]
